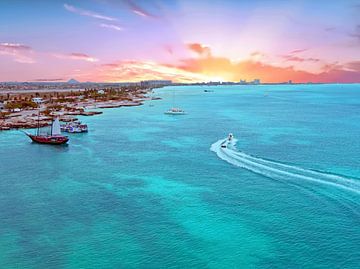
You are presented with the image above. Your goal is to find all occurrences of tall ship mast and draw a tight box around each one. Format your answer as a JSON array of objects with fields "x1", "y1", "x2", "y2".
[{"x1": 25, "y1": 116, "x2": 69, "y2": 145}]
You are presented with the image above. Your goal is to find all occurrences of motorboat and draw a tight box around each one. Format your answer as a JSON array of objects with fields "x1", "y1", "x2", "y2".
[
  {"x1": 164, "y1": 108, "x2": 186, "y2": 115},
  {"x1": 221, "y1": 133, "x2": 234, "y2": 149}
]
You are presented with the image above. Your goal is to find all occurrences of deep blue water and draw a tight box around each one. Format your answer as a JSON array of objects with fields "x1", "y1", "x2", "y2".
[{"x1": 0, "y1": 84, "x2": 359, "y2": 268}]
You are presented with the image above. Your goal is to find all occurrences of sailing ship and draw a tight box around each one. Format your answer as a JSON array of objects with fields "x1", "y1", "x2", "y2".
[
  {"x1": 25, "y1": 117, "x2": 69, "y2": 145},
  {"x1": 164, "y1": 90, "x2": 186, "y2": 115}
]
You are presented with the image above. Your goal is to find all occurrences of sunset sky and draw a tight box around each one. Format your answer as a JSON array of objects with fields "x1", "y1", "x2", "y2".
[{"x1": 1, "y1": 0, "x2": 360, "y2": 83}]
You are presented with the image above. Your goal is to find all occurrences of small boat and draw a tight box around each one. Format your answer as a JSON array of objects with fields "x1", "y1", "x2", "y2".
[
  {"x1": 221, "y1": 133, "x2": 234, "y2": 148},
  {"x1": 164, "y1": 108, "x2": 186, "y2": 115},
  {"x1": 204, "y1": 89, "x2": 214, "y2": 93},
  {"x1": 61, "y1": 121, "x2": 88, "y2": 133},
  {"x1": 26, "y1": 117, "x2": 69, "y2": 145},
  {"x1": 165, "y1": 90, "x2": 186, "y2": 115}
]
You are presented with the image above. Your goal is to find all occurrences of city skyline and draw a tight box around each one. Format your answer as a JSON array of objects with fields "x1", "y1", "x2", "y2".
[{"x1": 1, "y1": 0, "x2": 360, "y2": 83}]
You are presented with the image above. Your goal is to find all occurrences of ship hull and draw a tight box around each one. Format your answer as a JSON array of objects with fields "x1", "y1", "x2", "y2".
[{"x1": 27, "y1": 134, "x2": 69, "y2": 145}]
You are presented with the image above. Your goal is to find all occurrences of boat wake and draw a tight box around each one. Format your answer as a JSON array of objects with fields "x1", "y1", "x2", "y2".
[{"x1": 211, "y1": 139, "x2": 360, "y2": 195}]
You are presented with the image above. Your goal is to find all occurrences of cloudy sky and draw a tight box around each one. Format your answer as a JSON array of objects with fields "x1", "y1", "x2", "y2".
[{"x1": 0, "y1": 0, "x2": 359, "y2": 83}]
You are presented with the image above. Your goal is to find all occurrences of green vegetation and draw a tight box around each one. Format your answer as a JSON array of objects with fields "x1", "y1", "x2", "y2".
[{"x1": 5, "y1": 101, "x2": 38, "y2": 111}]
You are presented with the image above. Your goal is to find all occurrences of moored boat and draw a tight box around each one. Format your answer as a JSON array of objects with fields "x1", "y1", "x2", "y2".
[
  {"x1": 61, "y1": 121, "x2": 88, "y2": 133},
  {"x1": 25, "y1": 117, "x2": 69, "y2": 145}
]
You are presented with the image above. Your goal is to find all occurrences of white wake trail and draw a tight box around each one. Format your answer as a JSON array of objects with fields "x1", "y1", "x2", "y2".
[{"x1": 211, "y1": 139, "x2": 360, "y2": 195}]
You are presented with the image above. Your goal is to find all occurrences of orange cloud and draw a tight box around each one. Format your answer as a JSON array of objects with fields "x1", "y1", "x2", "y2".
[
  {"x1": 171, "y1": 44, "x2": 359, "y2": 83},
  {"x1": 173, "y1": 55, "x2": 359, "y2": 83},
  {"x1": 81, "y1": 57, "x2": 360, "y2": 84},
  {"x1": 81, "y1": 60, "x2": 210, "y2": 82},
  {"x1": 187, "y1": 43, "x2": 211, "y2": 57},
  {"x1": 76, "y1": 44, "x2": 360, "y2": 83}
]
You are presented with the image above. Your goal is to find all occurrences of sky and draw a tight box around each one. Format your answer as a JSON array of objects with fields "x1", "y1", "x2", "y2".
[{"x1": 0, "y1": 0, "x2": 360, "y2": 83}]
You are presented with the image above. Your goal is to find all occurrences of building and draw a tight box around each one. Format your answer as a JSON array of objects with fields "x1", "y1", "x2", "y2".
[
  {"x1": 252, "y1": 79, "x2": 261, "y2": 85},
  {"x1": 140, "y1": 80, "x2": 172, "y2": 87},
  {"x1": 97, "y1": 89, "x2": 105, "y2": 95},
  {"x1": 0, "y1": 101, "x2": 4, "y2": 110},
  {"x1": 31, "y1": 97, "x2": 44, "y2": 104}
]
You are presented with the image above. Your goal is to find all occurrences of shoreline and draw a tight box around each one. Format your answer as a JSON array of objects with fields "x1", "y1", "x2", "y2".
[{"x1": 0, "y1": 86, "x2": 160, "y2": 131}]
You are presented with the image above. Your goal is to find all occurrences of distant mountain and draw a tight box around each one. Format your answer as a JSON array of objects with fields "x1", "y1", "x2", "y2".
[{"x1": 67, "y1": 78, "x2": 80, "y2": 84}]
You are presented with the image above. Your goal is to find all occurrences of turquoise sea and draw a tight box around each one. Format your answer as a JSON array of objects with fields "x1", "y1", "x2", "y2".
[{"x1": 0, "y1": 84, "x2": 359, "y2": 268}]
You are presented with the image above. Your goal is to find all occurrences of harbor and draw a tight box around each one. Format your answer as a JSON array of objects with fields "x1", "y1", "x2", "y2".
[{"x1": 0, "y1": 82, "x2": 162, "y2": 131}]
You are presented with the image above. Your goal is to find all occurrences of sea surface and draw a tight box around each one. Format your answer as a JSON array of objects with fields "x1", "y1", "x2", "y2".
[{"x1": 0, "y1": 84, "x2": 359, "y2": 268}]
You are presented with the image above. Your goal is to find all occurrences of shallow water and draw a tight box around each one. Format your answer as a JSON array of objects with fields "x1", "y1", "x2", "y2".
[{"x1": 0, "y1": 84, "x2": 359, "y2": 268}]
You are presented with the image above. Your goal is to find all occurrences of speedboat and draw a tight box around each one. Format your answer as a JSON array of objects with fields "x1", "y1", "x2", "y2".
[
  {"x1": 164, "y1": 108, "x2": 186, "y2": 115},
  {"x1": 221, "y1": 133, "x2": 234, "y2": 148}
]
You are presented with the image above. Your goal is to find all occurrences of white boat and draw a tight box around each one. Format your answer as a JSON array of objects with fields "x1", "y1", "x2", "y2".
[
  {"x1": 61, "y1": 121, "x2": 88, "y2": 133},
  {"x1": 164, "y1": 107, "x2": 186, "y2": 115},
  {"x1": 165, "y1": 90, "x2": 186, "y2": 115},
  {"x1": 221, "y1": 133, "x2": 234, "y2": 148}
]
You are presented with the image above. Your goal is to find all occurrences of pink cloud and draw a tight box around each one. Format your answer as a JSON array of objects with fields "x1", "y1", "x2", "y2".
[
  {"x1": 282, "y1": 55, "x2": 320, "y2": 63},
  {"x1": 123, "y1": 0, "x2": 156, "y2": 18},
  {"x1": 289, "y1": 49, "x2": 308, "y2": 54},
  {"x1": 0, "y1": 42, "x2": 35, "y2": 63},
  {"x1": 53, "y1": 52, "x2": 98, "y2": 62}
]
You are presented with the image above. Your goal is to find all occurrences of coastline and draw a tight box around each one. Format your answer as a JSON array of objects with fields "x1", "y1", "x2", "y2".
[{"x1": 0, "y1": 86, "x2": 160, "y2": 131}]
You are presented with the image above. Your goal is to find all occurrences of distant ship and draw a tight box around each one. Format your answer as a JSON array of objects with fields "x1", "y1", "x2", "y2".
[
  {"x1": 25, "y1": 117, "x2": 69, "y2": 145},
  {"x1": 164, "y1": 107, "x2": 186, "y2": 115},
  {"x1": 165, "y1": 90, "x2": 186, "y2": 115}
]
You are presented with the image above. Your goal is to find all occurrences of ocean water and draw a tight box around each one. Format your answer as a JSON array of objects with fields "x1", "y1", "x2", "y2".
[{"x1": 0, "y1": 84, "x2": 359, "y2": 268}]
